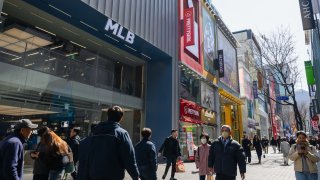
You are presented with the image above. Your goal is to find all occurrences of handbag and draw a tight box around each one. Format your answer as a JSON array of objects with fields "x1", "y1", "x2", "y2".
[
  {"x1": 63, "y1": 147, "x2": 75, "y2": 173},
  {"x1": 175, "y1": 160, "x2": 185, "y2": 173}
]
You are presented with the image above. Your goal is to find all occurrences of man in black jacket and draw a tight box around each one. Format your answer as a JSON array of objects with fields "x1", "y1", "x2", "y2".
[
  {"x1": 78, "y1": 106, "x2": 139, "y2": 180},
  {"x1": 208, "y1": 125, "x2": 246, "y2": 180},
  {"x1": 159, "y1": 129, "x2": 181, "y2": 180},
  {"x1": 67, "y1": 127, "x2": 81, "y2": 179},
  {"x1": 241, "y1": 135, "x2": 252, "y2": 163},
  {"x1": 135, "y1": 128, "x2": 157, "y2": 180}
]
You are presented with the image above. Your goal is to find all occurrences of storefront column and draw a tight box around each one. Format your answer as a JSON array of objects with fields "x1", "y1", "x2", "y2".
[
  {"x1": 238, "y1": 105, "x2": 243, "y2": 139},
  {"x1": 224, "y1": 105, "x2": 232, "y2": 126}
]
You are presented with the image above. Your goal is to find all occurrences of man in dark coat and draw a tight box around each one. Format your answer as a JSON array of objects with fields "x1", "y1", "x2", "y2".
[
  {"x1": 241, "y1": 135, "x2": 252, "y2": 163},
  {"x1": 159, "y1": 129, "x2": 181, "y2": 180},
  {"x1": 208, "y1": 125, "x2": 246, "y2": 180},
  {"x1": 78, "y1": 106, "x2": 139, "y2": 180},
  {"x1": 135, "y1": 128, "x2": 157, "y2": 180},
  {"x1": 289, "y1": 137, "x2": 295, "y2": 147},
  {"x1": 0, "y1": 119, "x2": 38, "y2": 180},
  {"x1": 67, "y1": 127, "x2": 81, "y2": 179}
]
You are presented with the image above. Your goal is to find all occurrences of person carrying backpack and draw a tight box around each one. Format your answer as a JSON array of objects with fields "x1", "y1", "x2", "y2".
[{"x1": 78, "y1": 106, "x2": 140, "y2": 180}]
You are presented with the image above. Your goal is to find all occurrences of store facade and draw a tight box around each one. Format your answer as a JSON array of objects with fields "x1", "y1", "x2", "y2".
[
  {"x1": 178, "y1": 0, "x2": 219, "y2": 160},
  {"x1": 0, "y1": 0, "x2": 175, "y2": 150},
  {"x1": 217, "y1": 23, "x2": 243, "y2": 142}
]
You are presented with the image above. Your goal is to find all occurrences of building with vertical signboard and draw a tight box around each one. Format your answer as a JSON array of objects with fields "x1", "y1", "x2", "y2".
[{"x1": 233, "y1": 29, "x2": 269, "y2": 138}]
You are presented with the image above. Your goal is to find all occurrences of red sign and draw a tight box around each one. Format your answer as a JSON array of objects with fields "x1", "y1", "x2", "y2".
[
  {"x1": 184, "y1": 8, "x2": 195, "y2": 47},
  {"x1": 180, "y1": 99, "x2": 201, "y2": 123}
]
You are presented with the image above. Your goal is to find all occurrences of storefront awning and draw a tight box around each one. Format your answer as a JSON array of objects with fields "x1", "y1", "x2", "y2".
[{"x1": 219, "y1": 89, "x2": 243, "y2": 105}]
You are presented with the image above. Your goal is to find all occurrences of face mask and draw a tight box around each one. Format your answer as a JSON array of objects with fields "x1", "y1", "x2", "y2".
[
  {"x1": 201, "y1": 139, "x2": 207, "y2": 144},
  {"x1": 222, "y1": 132, "x2": 229, "y2": 138}
]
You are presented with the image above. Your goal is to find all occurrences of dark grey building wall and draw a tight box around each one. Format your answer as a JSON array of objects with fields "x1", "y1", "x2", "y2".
[
  {"x1": 81, "y1": 0, "x2": 179, "y2": 60},
  {"x1": 81, "y1": 0, "x2": 180, "y2": 129}
]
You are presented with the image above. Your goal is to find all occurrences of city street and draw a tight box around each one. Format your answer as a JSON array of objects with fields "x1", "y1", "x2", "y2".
[{"x1": 23, "y1": 148, "x2": 296, "y2": 180}]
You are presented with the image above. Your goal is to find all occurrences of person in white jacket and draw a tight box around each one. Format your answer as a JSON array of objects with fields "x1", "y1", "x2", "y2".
[{"x1": 280, "y1": 138, "x2": 290, "y2": 165}]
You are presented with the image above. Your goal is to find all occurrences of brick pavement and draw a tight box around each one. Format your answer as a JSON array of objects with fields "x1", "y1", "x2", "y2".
[{"x1": 23, "y1": 148, "x2": 298, "y2": 180}]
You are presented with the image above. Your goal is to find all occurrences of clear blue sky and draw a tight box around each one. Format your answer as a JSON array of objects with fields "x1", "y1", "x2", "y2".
[{"x1": 212, "y1": 0, "x2": 309, "y2": 91}]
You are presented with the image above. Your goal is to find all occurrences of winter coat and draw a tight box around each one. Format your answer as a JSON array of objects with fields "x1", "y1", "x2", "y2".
[
  {"x1": 208, "y1": 137, "x2": 246, "y2": 177},
  {"x1": 261, "y1": 139, "x2": 269, "y2": 148},
  {"x1": 288, "y1": 144, "x2": 319, "y2": 173},
  {"x1": 67, "y1": 135, "x2": 80, "y2": 163},
  {"x1": 0, "y1": 133, "x2": 26, "y2": 180},
  {"x1": 253, "y1": 139, "x2": 263, "y2": 157},
  {"x1": 159, "y1": 136, "x2": 181, "y2": 158},
  {"x1": 39, "y1": 147, "x2": 70, "y2": 171},
  {"x1": 270, "y1": 139, "x2": 277, "y2": 146},
  {"x1": 135, "y1": 138, "x2": 157, "y2": 180},
  {"x1": 195, "y1": 143, "x2": 211, "y2": 176},
  {"x1": 78, "y1": 121, "x2": 139, "y2": 180},
  {"x1": 280, "y1": 141, "x2": 290, "y2": 156},
  {"x1": 241, "y1": 139, "x2": 252, "y2": 152},
  {"x1": 31, "y1": 143, "x2": 49, "y2": 175}
]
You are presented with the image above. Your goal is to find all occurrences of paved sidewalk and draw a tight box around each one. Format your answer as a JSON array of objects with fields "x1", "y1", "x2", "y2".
[{"x1": 23, "y1": 149, "x2": 296, "y2": 180}]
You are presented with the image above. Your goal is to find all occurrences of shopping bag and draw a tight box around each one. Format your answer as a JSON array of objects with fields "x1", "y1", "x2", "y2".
[
  {"x1": 207, "y1": 174, "x2": 214, "y2": 180},
  {"x1": 175, "y1": 160, "x2": 185, "y2": 173}
]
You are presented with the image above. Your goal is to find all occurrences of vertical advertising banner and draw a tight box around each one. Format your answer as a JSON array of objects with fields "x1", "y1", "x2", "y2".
[
  {"x1": 304, "y1": 61, "x2": 315, "y2": 85},
  {"x1": 184, "y1": 8, "x2": 195, "y2": 46},
  {"x1": 253, "y1": 81, "x2": 258, "y2": 99},
  {"x1": 299, "y1": 0, "x2": 316, "y2": 30},
  {"x1": 218, "y1": 50, "x2": 224, "y2": 77},
  {"x1": 202, "y1": 7, "x2": 216, "y2": 75}
]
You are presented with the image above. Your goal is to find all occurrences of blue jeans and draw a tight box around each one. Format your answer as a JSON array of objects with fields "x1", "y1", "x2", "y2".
[
  {"x1": 295, "y1": 172, "x2": 318, "y2": 180},
  {"x1": 48, "y1": 170, "x2": 63, "y2": 180}
]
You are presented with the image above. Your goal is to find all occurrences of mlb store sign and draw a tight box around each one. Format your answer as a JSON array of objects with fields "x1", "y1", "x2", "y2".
[{"x1": 105, "y1": 18, "x2": 135, "y2": 44}]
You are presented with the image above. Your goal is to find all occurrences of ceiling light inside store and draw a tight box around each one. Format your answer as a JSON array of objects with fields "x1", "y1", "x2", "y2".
[
  {"x1": 50, "y1": 44, "x2": 63, "y2": 50},
  {"x1": 0, "y1": 104, "x2": 57, "y2": 116},
  {"x1": 11, "y1": 57, "x2": 21, "y2": 61},
  {"x1": 27, "y1": 52, "x2": 39, "y2": 56},
  {"x1": 44, "y1": 58, "x2": 56, "y2": 62},
  {"x1": 24, "y1": 63, "x2": 35, "y2": 67},
  {"x1": 0, "y1": 50, "x2": 20, "y2": 57},
  {"x1": 35, "y1": 26, "x2": 56, "y2": 36},
  {"x1": 0, "y1": 28, "x2": 52, "y2": 53},
  {"x1": 65, "y1": 52, "x2": 78, "y2": 57},
  {"x1": 70, "y1": 41, "x2": 86, "y2": 49},
  {"x1": 1, "y1": 12, "x2": 8, "y2": 16},
  {"x1": 85, "y1": 57, "x2": 95, "y2": 61}
]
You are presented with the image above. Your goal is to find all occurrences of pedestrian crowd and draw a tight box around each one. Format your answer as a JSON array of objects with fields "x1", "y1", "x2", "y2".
[{"x1": 0, "y1": 107, "x2": 320, "y2": 180}]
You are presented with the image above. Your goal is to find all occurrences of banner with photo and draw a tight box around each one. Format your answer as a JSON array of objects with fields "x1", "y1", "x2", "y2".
[
  {"x1": 218, "y1": 29, "x2": 239, "y2": 92},
  {"x1": 202, "y1": 7, "x2": 216, "y2": 75},
  {"x1": 201, "y1": 82, "x2": 215, "y2": 111}
]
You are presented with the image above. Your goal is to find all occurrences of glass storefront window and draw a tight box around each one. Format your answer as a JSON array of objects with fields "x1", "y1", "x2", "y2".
[
  {"x1": 0, "y1": 15, "x2": 144, "y2": 150},
  {"x1": 180, "y1": 69, "x2": 201, "y2": 104}
]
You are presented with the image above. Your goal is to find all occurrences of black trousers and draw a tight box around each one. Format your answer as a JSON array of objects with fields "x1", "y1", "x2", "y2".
[
  {"x1": 33, "y1": 174, "x2": 49, "y2": 180},
  {"x1": 163, "y1": 157, "x2": 177, "y2": 178},
  {"x1": 215, "y1": 174, "x2": 236, "y2": 180}
]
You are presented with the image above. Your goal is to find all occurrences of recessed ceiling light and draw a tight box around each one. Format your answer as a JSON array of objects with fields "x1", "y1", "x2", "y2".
[
  {"x1": 85, "y1": 57, "x2": 96, "y2": 61},
  {"x1": 11, "y1": 57, "x2": 21, "y2": 61},
  {"x1": 35, "y1": 26, "x2": 56, "y2": 36},
  {"x1": 65, "y1": 52, "x2": 78, "y2": 57},
  {"x1": 70, "y1": 41, "x2": 86, "y2": 49},
  {"x1": 27, "y1": 52, "x2": 39, "y2": 56},
  {"x1": 50, "y1": 44, "x2": 63, "y2": 50}
]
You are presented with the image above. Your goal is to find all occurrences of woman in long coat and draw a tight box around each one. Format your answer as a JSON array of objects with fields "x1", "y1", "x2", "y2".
[
  {"x1": 253, "y1": 135, "x2": 263, "y2": 164},
  {"x1": 195, "y1": 134, "x2": 211, "y2": 180}
]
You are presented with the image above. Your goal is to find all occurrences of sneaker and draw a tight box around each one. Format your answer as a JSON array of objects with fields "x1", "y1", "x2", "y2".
[
  {"x1": 162, "y1": 175, "x2": 166, "y2": 179},
  {"x1": 170, "y1": 178, "x2": 177, "y2": 180}
]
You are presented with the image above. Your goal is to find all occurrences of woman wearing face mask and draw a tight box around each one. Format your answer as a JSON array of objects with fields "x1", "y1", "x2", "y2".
[
  {"x1": 289, "y1": 131, "x2": 319, "y2": 180},
  {"x1": 195, "y1": 134, "x2": 211, "y2": 180}
]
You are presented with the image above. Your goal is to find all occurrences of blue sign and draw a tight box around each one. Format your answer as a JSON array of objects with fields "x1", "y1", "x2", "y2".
[
  {"x1": 253, "y1": 81, "x2": 258, "y2": 99},
  {"x1": 277, "y1": 96, "x2": 289, "y2": 101}
]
